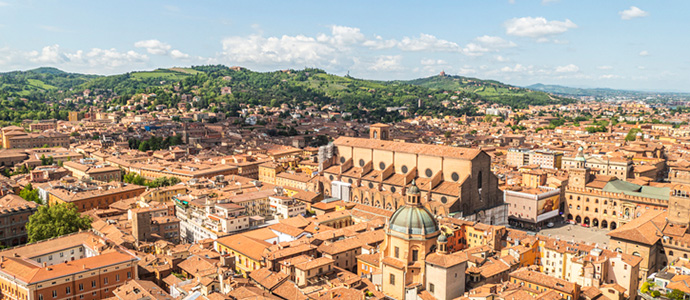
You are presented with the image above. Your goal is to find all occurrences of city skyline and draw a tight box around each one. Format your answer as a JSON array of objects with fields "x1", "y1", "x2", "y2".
[{"x1": 1, "y1": 0, "x2": 688, "y2": 91}]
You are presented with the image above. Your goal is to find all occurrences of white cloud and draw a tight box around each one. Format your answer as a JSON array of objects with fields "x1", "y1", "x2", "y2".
[
  {"x1": 462, "y1": 36, "x2": 516, "y2": 56},
  {"x1": 639, "y1": 50, "x2": 649, "y2": 56},
  {"x1": 134, "y1": 39, "x2": 190, "y2": 60},
  {"x1": 599, "y1": 74, "x2": 621, "y2": 79},
  {"x1": 221, "y1": 34, "x2": 337, "y2": 66},
  {"x1": 362, "y1": 36, "x2": 398, "y2": 50},
  {"x1": 494, "y1": 55, "x2": 510, "y2": 62},
  {"x1": 397, "y1": 33, "x2": 462, "y2": 52},
  {"x1": 555, "y1": 64, "x2": 579, "y2": 73},
  {"x1": 134, "y1": 39, "x2": 171, "y2": 55},
  {"x1": 420, "y1": 59, "x2": 447, "y2": 66},
  {"x1": 501, "y1": 64, "x2": 530, "y2": 73},
  {"x1": 504, "y1": 17, "x2": 577, "y2": 38},
  {"x1": 0, "y1": 1, "x2": 9, "y2": 7},
  {"x1": 170, "y1": 50, "x2": 190, "y2": 59},
  {"x1": 637, "y1": 66, "x2": 646, "y2": 70},
  {"x1": 474, "y1": 35, "x2": 516, "y2": 48},
  {"x1": 68, "y1": 48, "x2": 148, "y2": 68},
  {"x1": 542, "y1": 0, "x2": 559, "y2": 4},
  {"x1": 597, "y1": 65, "x2": 613, "y2": 70},
  {"x1": 620, "y1": 6, "x2": 648, "y2": 20},
  {"x1": 28, "y1": 45, "x2": 69, "y2": 64},
  {"x1": 462, "y1": 43, "x2": 490, "y2": 56},
  {"x1": 368, "y1": 55, "x2": 404, "y2": 71},
  {"x1": 321, "y1": 25, "x2": 365, "y2": 46}
]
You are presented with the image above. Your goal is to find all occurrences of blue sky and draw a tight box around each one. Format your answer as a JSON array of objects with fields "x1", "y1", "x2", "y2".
[{"x1": 0, "y1": 0, "x2": 688, "y2": 91}]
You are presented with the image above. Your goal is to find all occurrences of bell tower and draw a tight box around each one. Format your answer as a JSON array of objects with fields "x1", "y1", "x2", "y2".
[
  {"x1": 669, "y1": 184, "x2": 690, "y2": 226},
  {"x1": 569, "y1": 147, "x2": 591, "y2": 189},
  {"x1": 370, "y1": 123, "x2": 390, "y2": 140}
]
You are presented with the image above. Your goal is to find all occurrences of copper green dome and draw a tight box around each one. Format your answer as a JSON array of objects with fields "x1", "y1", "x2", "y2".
[
  {"x1": 575, "y1": 146, "x2": 586, "y2": 162},
  {"x1": 389, "y1": 205, "x2": 438, "y2": 236},
  {"x1": 407, "y1": 179, "x2": 420, "y2": 195}
]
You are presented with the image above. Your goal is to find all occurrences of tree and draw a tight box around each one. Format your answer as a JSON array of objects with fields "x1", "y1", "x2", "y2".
[
  {"x1": 668, "y1": 289, "x2": 685, "y2": 300},
  {"x1": 138, "y1": 141, "x2": 150, "y2": 152},
  {"x1": 26, "y1": 203, "x2": 91, "y2": 243},
  {"x1": 625, "y1": 128, "x2": 642, "y2": 142},
  {"x1": 19, "y1": 183, "x2": 41, "y2": 204}
]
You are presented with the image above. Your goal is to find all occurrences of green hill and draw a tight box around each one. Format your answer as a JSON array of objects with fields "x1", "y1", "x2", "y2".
[
  {"x1": 401, "y1": 75, "x2": 572, "y2": 107},
  {"x1": 0, "y1": 68, "x2": 99, "y2": 96},
  {"x1": 0, "y1": 65, "x2": 575, "y2": 123}
]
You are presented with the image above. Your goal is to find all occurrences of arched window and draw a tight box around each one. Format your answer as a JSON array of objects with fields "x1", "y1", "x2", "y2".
[
  {"x1": 477, "y1": 171, "x2": 483, "y2": 189},
  {"x1": 585, "y1": 207, "x2": 589, "y2": 211}
]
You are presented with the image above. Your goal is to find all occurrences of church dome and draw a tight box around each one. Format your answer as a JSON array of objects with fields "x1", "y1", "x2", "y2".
[
  {"x1": 575, "y1": 146, "x2": 586, "y2": 162},
  {"x1": 437, "y1": 234, "x2": 448, "y2": 242},
  {"x1": 389, "y1": 205, "x2": 439, "y2": 236}
]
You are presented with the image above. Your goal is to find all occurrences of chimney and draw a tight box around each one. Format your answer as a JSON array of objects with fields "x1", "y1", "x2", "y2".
[{"x1": 43, "y1": 262, "x2": 47, "y2": 267}]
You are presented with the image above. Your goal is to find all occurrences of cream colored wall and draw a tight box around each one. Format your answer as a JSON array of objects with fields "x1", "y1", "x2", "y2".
[
  {"x1": 382, "y1": 265, "x2": 405, "y2": 300},
  {"x1": 393, "y1": 152, "x2": 417, "y2": 174},
  {"x1": 353, "y1": 147, "x2": 372, "y2": 167},
  {"x1": 442, "y1": 158, "x2": 471, "y2": 182},
  {"x1": 372, "y1": 149, "x2": 394, "y2": 170},
  {"x1": 417, "y1": 155, "x2": 443, "y2": 178},
  {"x1": 337, "y1": 145, "x2": 353, "y2": 162}
]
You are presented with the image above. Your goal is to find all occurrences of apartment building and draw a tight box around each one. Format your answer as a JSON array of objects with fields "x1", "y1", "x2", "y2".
[
  {"x1": 1, "y1": 127, "x2": 69, "y2": 149},
  {"x1": 63, "y1": 159, "x2": 121, "y2": 182},
  {"x1": 43, "y1": 179, "x2": 147, "y2": 212},
  {"x1": 0, "y1": 231, "x2": 138, "y2": 300},
  {"x1": 0, "y1": 194, "x2": 39, "y2": 247}
]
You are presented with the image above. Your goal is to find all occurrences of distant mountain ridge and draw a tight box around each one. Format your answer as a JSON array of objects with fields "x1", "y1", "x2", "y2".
[{"x1": 527, "y1": 83, "x2": 690, "y2": 98}]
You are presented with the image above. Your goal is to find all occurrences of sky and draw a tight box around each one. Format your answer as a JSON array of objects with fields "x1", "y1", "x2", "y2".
[{"x1": 0, "y1": 0, "x2": 689, "y2": 91}]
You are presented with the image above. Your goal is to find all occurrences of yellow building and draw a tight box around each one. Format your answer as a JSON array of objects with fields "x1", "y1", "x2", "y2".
[
  {"x1": 214, "y1": 234, "x2": 271, "y2": 276},
  {"x1": 510, "y1": 268, "x2": 580, "y2": 300},
  {"x1": 258, "y1": 162, "x2": 283, "y2": 185},
  {"x1": 140, "y1": 185, "x2": 187, "y2": 203}
]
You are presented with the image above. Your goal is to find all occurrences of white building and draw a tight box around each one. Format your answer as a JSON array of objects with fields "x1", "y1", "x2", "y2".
[{"x1": 269, "y1": 195, "x2": 306, "y2": 220}]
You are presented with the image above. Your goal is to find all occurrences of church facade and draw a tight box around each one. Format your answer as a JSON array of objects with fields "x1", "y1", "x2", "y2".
[{"x1": 323, "y1": 124, "x2": 505, "y2": 223}]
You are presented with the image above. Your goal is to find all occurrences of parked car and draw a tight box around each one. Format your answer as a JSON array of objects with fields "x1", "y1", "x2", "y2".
[{"x1": 546, "y1": 222, "x2": 555, "y2": 228}]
